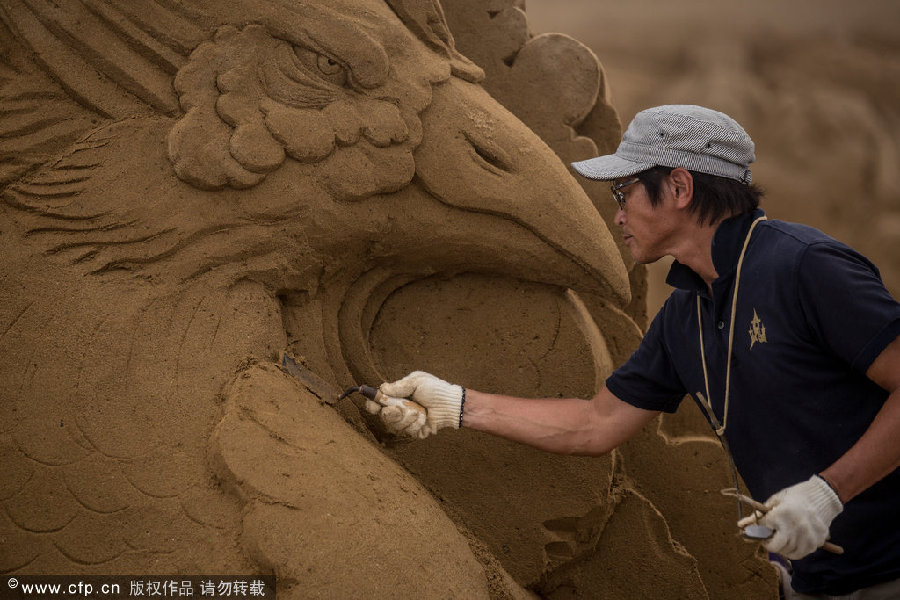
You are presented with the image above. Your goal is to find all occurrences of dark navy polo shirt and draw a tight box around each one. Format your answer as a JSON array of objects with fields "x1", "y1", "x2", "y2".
[{"x1": 606, "y1": 209, "x2": 900, "y2": 595}]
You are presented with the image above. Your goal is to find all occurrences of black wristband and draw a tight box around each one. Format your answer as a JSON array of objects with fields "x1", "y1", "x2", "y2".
[
  {"x1": 458, "y1": 387, "x2": 466, "y2": 428},
  {"x1": 815, "y1": 474, "x2": 841, "y2": 501}
]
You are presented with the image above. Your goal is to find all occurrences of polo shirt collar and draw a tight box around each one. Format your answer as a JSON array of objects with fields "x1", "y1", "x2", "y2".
[{"x1": 665, "y1": 208, "x2": 767, "y2": 295}]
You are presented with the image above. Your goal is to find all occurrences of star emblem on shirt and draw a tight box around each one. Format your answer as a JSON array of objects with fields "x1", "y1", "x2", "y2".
[{"x1": 749, "y1": 308, "x2": 767, "y2": 349}]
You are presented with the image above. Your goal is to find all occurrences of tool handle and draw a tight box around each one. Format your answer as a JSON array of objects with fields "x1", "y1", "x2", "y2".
[
  {"x1": 358, "y1": 385, "x2": 380, "y2": 401},
  {"x1": 822, "y1": 541, "x2": 844, "y2": 554}
]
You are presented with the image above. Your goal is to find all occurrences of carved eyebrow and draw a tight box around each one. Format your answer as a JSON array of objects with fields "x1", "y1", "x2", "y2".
[{"x1": 260, "y1": 3, "x2": 389, "y2": 90}]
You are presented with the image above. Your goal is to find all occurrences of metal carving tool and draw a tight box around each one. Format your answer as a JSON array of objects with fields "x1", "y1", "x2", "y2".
[{"x1": 720, "y1": 488, "x2": 844, "y2": 554}]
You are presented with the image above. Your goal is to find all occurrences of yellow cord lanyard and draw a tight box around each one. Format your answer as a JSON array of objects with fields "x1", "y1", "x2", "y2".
[{"x1": 696, "y1": 215, "x2": 767, "y2": 437}]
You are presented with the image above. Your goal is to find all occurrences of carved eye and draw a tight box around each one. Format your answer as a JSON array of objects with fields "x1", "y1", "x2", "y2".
[
  {"x1": 293, "y1": 45, "x2": 347, "y2": 87},
  {"x1": 317, "y1": 55, "x2": 342, "y2": 75}
]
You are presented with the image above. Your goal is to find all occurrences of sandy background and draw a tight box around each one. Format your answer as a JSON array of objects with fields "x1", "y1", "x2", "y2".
[{"x1": 526, "y1": 0, "x2": 900, "y2": 313}]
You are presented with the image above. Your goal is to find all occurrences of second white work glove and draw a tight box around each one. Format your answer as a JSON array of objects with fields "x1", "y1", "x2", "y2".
[
  {"x1": 367, "y1": 371, "x2": 464, "y2": 439},
  {"x1": 739, "y1": 475, "x2": 843, "y2": 560}
]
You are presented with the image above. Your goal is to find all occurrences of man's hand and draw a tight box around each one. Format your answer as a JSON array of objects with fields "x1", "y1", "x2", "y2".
[
  {"x1": 739, "y1": 475, "x2": 843, "y2": 559},
  {"x1": 366, "y1": 371, "x2": 464, "y2": 439}
]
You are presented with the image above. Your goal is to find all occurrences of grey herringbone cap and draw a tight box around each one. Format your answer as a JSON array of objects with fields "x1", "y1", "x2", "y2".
[{"x1": 572, "y1": 105, "x2": 755, "y2": 183}]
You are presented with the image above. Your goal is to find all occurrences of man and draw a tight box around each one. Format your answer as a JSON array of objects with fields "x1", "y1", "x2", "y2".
[{"x1": 366, "y1": 105, "x2": 900, "y2": 599}]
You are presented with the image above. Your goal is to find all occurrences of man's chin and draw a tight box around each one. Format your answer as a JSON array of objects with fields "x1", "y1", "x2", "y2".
[{"x1": 632, "y1": 253, "x2": 664, "y2": 266}]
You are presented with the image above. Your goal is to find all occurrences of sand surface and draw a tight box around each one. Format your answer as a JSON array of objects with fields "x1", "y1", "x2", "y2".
[{"x1": 1, "y1": 1, "x2": 896, "y2": 598}]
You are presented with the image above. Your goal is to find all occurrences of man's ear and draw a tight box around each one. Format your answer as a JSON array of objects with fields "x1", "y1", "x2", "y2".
[{"x1": 668, "y1": 168, "x2": 694, "y2": 209}]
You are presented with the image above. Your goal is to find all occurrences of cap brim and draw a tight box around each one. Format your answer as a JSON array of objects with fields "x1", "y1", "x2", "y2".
[{"x1": 571, "y1": 154, "x2": 655, "y2": 181}]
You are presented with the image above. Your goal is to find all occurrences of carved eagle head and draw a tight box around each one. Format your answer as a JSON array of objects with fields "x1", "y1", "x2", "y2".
[{"x1": 1, "y1": 0, "x2": 628, "y2": 384}]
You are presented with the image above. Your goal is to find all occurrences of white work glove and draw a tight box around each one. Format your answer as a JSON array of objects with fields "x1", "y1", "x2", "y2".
[
  {"x1": 738, "y1": 475, "x2": 843, "y2": 560},
  {"x1": 366, "y1": 371, "x2": 464, "y2": 439},
  {"x1": 369, "y1": 395, "x2": 429, "y2": 438}
]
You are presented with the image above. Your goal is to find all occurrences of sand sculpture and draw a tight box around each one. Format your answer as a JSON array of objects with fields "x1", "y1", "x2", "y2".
[{"x1": 0, "y1": 1, "x2": 776, "y2": 598}]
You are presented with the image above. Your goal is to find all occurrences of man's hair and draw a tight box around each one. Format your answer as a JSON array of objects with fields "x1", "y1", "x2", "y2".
[{"x1": 636, "y1": 166, "x2": 764, "y2": 225}]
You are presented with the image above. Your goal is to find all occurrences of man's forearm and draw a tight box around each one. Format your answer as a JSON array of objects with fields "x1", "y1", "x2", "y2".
[
  {"x1": 820, "y1": 335, "x2": 900, "y2": 502},
  {"x1": 462, "y1": 386, "x2": 659, "y2": 456},
  {"x1": 820, "y1": 388, "x2": 900, "y2": 503}
]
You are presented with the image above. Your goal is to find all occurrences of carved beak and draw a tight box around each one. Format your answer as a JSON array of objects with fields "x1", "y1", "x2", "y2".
[{"x1": 411, "y1": 77, "x2": 630, "y2": 306}]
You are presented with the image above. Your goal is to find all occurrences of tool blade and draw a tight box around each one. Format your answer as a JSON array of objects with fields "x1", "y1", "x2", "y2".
[
  {"x1": 278, "y1": 352, "x2": 341, "y2": 405},
  {"x1": 742, "y1": 524, "x2": 774, "y2": 540}
]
